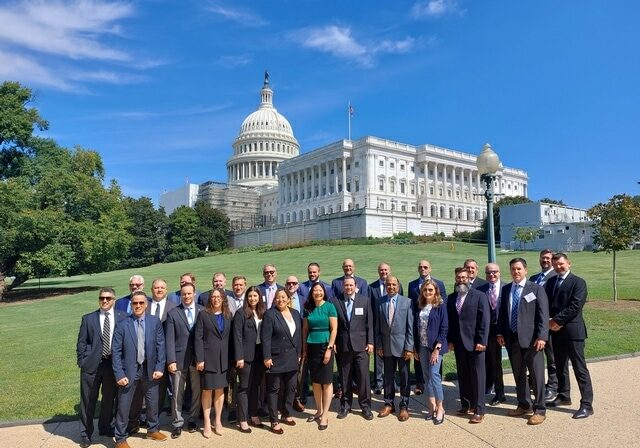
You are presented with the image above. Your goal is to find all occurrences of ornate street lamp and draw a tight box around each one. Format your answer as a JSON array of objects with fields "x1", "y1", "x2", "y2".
[{"x1": 476, "y1": 143, "x2": 501, "y2": 263}]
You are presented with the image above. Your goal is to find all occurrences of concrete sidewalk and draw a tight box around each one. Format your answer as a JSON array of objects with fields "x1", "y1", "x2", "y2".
[{"x1": 2, "y1": 356, "x2": 638, "y2": 448}]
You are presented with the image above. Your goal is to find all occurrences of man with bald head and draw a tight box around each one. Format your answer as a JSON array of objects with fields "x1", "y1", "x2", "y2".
[
  {"x1": 331, "y1": 259, "x2": 369, "y2": 298},
  {"x1": 115, "y1": 275, "x2": 147, "y2": 314}
]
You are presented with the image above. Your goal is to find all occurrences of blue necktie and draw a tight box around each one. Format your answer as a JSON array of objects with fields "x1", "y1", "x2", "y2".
[
  {"x1": 345, "y1": 298, "x2": 353, "y2": 322},
  {"x1": 186, "y1": 308, "x2": 194, "y2": 329},
  {"x1": 510, "y1": 284, "x2": 521, "y2": 332}
]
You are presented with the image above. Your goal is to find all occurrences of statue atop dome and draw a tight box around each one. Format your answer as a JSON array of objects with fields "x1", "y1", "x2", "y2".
[{"x1": 264, "y1": 70, "x2": 270, "y2": 86}]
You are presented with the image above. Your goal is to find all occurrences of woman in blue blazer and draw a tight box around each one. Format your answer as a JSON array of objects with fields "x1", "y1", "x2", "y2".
[{"x1": 413, "y1": 280, "x2": 448, "y2": 425}]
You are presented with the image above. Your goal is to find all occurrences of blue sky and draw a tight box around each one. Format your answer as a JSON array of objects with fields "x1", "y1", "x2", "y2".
[{"x1": 1, "y1": 0, "x2": 638, "y2": 208}]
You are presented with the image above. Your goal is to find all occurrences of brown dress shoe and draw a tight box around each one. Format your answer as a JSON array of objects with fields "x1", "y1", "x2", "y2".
[
  {"x1": 146, "y1": 431, "x2": 168, "y2": 441},
  {"x1": 456, "y1": 408, "x2": 474, "y2": 415},
  {"x1": 398, "y1": 408, "x2": 409, "y2": 422},
  {"x1": 527, "y1": 414, "x2": 546, "y2": 425},
  {"x1": 507, "y1": 406, "x2": 534, "y2": 417},
  {"x1": 378, "y1": 405, "x2": 394, "y2": 418},
  {"x1": 469, "y1": 414, "x2": 484, "y2": 424},
  {"x1": 115, "y1": 441, "x2": 131, "y2": 448}
]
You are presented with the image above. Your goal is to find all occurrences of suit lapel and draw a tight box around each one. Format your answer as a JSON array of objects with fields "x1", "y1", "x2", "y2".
[
  {"x1": 275, "y1": 310, "x2": 295, "y2": 346},
  {"x1": 177, "y1": 304, "x2": 190, "y2": 329}
]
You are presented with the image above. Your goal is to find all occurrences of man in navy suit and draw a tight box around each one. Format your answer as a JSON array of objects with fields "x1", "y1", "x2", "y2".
[
  {"x1": 407, "y1": 259, "x2": 447, "y2": 395},
  {"x1": 112, "y1": 291, "x2": 167, "y2": 447},
  {"x1": 298, "y1": 262, "x2": 334, "y2": 303},
  {"x1": 167, "y1": 273, "x2": 201, "y2": 305},
  {"x1": 447, "y1": 267, "x2": 490, "y2": 424},
  {"x1": 257, "y1": 264, "x2": 283, "y2": 308},
  {"x1": 375, "y1": 276, "x2": 414, "y2": 422},
  {"x1": 464, "y1": 259, "x2": 489, "y2": 290},
  {"x1": 331, "y1": 258, "x2": 369, "y2": 298},
  {"x1": 114, "y1": 275, "x2": 147, "y2": 314},
  {"x1": 497, "y1": 257, "x2": 549, "y2": 425},
  {"x1": 165, "y1": 282, "x2": 203, "y2": 438},
  {"x1": 76, "y1": 288, "x2": 127, "y2": 448},
  {"x1": 545, "y1": 253, "x2": 594, "y2": 420},
  {"x1": 369, "y1": 263, "x2": 403, "y2": 394}
]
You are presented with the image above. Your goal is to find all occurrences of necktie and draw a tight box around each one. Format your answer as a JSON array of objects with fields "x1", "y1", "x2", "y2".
[
  {"x1": 345, "y1": 298, "x2": 353, "y2": 322},
  {"x1": 537, "y1": 273, "x2": 545, "y2": 285},
  {"x1": 136, "y1": 319, "x2": 145, "y2": 365},
  {"x1": 554, "y1": 276, "x2": 564, "y2": 296},
  {"x1": 510, "y1": 284, "x2": 521, "y2": 332},
  {"x1": 489, "y1": 285, "x2": 498, "y2": 311},
  {"x1": 102, "y1": 313, "x2": 111, "y2": 358},
  {"x1": 389, "y1": 297, "x2": 395, "y2": 323},
  {"x1": 186, "y1": 308, "x2": 194, "y2": 329},
  {"x1": 456, "y1": 295, "x2": 464, "y2": 315},
  {"x1": 154, "y1": 302, "x2": 161, "y2": 317}
]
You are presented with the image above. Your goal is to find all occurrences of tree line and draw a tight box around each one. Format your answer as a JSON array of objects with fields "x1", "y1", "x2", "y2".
[{"x1": 0, "y1": 81, "x2": 229, "y2": 299}]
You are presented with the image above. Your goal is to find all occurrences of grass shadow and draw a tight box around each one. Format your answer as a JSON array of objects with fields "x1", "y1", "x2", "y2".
[{"x1": 3, "y1": 286, "x2": 102, "y2": 303}]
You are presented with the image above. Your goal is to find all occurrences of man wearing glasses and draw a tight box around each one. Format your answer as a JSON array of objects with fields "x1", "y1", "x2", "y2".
[
  {"x1": 258, "y1": 264, "x2": 282, "y2": 308},
  {"x1": 115, "y1": 275, "x2": 147, "y2": 314},
  {"x1": 112, "y1": 291, "x2": 167, "y2": 447},
  {"x1": 167, "y1": 273, "x2": 201, "y2": 305},
  {"x1": 76, "y1": 288, "x2": 127, "y2": 448}
]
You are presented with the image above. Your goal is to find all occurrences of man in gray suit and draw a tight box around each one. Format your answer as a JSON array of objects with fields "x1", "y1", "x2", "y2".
[
  {"x1": 498, "y1": 258, "x2": 549, "y2": 426},
  {"x1": 375, "y1": 276, "x2": 414, "y2": 422},
  {"x1": 165, "y1": 283, "x2": 203, "y2": 438}
]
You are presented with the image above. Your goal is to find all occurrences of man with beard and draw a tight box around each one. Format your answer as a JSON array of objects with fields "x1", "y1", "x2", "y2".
[
  {"x1": 447, "y1": 267, "x2": 490, "y2": 423},
  {"x1": 299, "y1": 262, "x2": 335, "y2": 303}
]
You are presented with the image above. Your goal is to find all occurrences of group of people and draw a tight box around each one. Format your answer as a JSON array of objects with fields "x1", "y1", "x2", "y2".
[{"x1": 76, "y1": 251, "x2": 594, "y2": 448}]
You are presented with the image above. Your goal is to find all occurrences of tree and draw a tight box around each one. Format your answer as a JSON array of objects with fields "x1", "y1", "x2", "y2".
[
  {"x1": 166, "y1": 206, "x2": 202, "y2": 262},
  {"x1": 481, "y1": 195, "x2": 532, "y2": 242},
  {"x1": 121, "y1": 197, "x2": 169, "y2": 268},
  {"x1": 538, "y1": 197, "x2": 566, "y2": 206},
  {"x1": 513, "y1": 226, "x2": 538, "y2": 249},
  {"x1": 587, "y1": 194, "x2": 640, "y2": 302},
  {"x1": 194, "y1": 200, "x2": 230, "y2": 252}
]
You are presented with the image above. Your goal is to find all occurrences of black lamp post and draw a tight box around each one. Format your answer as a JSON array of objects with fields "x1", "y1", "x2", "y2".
[{"x1": 476, "y1": 143, "x2": 501, "y2": 263}]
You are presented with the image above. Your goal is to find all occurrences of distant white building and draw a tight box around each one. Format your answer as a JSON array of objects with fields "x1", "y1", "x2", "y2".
[
  {"x1": 159, "y1": 183, "x2": 199, "y2": 215},
  {"x1": 500, "y1": 202, "x2": 594, "y2": 252}
]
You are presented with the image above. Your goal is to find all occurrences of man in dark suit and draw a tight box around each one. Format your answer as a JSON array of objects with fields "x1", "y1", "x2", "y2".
[
  {"x1": 447, "y1": 267, "x2": 490, "y2": 424},
  {"x1": 478, "y1": 262, "x2": 506, "y2": 406},
  {"x1": 332, "y1": 277, "x2": 374, "y2": 420},
  {"x1": 407, "y1": 259, "x2": 447, "y2": 395},
  {"x1": 529, "y1": 249, "x2": 559, "y2": 401},
  {"x1": 369, "y1": 262, "x2": 403, "y2": 395},
  {"x1": 76, "y1": 288, "x2": 127, "y2": 448},
  {"x1": 257, "y1": 264, "x2": 283, "y2": 308},
  {"x1": 197, "y1": 272, "x2": 233, "y2": 306},
  {"x1": 331, "y1": 258, "x2": 369, "y2": 298},
  {"x1": 497, "y1": 258, "x2": 549, "y2": 426},
  {"x1": 545, "y1": 253, "x2": 594, "y2": 419},
  {"x1": 112, "y1": 291, "x2": 167, "y2": 447},
  {"x1": 298, "y1": 262, "x2": 335, "y2": 303},
  {"x1": 114, "y1": 275, "x2": 146, "y2": 314},
  {"x1": 165, "y1": 282, "x2": 203, "y2": 438},
  {"x1": 167, "y1": 273, "x2": 201, "y2": 305},
  {"x1": 375, "y1": 276, "x2": 414, "y2": 422},
  {"x1": 464, "y1": 259, "x2": 489, "y2": 290}
]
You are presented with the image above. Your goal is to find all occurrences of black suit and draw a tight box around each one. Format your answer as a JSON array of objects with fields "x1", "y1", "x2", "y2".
[
  {"x1": 331, "y1": 293, "x2": 373, "y2": 412},
  {"x1": 478, "y1": 281, "x2": 505, "y2": 399},
  {"x1": 232, "y1": 310, "x2": 265, "y2": 422},
  {"x1": 447, "y1": 288, "x2": 490, "y2": 415},
  {"x1": 530, "y1": 271, "x2": 558, "y2": 394},
  {"x1": 545, "y1": 272, "x2": 593, "y2": 408},
  {"x1": 76, "y1": 309, "x2": 127, "y2": 439},
  {"x1": 261, "y1": 308, "x2": 302, "y2": 422},
  {"x1": 498, "y1": 281, "x2": 549, "y2": 414}
]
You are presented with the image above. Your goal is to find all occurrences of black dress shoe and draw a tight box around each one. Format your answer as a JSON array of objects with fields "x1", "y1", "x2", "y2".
[
  {"x1": 334, "y1": 388, "x2": 343, "y2": 399},
  {"x1": 238, "y1": 426, "x2": 252, "y2": 433},
  {"x1": 489, "y1": 395, "x2": 506, "y2": 406},
  {"x1": 98, "y1": 429, "x2": 114, "y2": 437},
  {"x1": 171, "y1": 427, "x2": 182, "y2": 439},
  {"x1": 373, "y1": 388, "x2": 382, "y2": 395},
  {"x1": 79, "y1": 436, "x2": 91, "y2": 448},
  {"x1": 127, "y1": 425, "x2": 140, "y2": 436},
  {"x1": 572, "y1": 406, "x2": 594, "y2": 419},
  {"x1": 362, "y1": 409, "x2": 374, "y2": 420},
  {"x1": 337, "y1": 408, "x2": 349, "y2": 419},
  {"x1": 187, "y1": 421, "x2": 198, "y2": 433},
  {"x1": 544, "y1": 389, "x2": 558, "y2": 401},
  {"x1": 546, "y1": 396, "x2": 572, "y2": 407}
]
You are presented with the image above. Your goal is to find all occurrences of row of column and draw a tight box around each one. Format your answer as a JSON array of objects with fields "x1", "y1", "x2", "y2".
[
  {"x1": 420, "y1": 161, "x2": 485, "y2": 203},
  {"x1": 279, "y1": 157, "x2": 348, "y2": 205},
  {"x1": 228, "y1": 160, "x2": 278, "y2": 182}
]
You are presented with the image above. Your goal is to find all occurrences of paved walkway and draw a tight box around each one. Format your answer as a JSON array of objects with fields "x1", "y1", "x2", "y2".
[{"x1": 2, "y1": 356, "x2": 638, "y2": 448}]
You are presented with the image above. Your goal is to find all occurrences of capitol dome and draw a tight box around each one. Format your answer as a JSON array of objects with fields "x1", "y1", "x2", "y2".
[{"x1": 227, "y1": 73, "x2": 299, "y2": 188}]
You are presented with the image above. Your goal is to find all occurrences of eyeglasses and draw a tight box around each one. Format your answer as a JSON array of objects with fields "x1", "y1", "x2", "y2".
[
  {"x1": 129, "y1": 283, "x2": 143, "y2": 287},
  {"x1": 99, "y1": 296, "x2": 114, "y2": 301},
  {"x1": 263, "y1": 270, "x2": 276, "y2": 275},
  {"x1": 286, "y1": 281, "x2": 298, "y2": 285},
  {"x1": 131, "y1": 301, "x2": 146, "y2": 306},
  {"x1": 485, "y1": 271, "x2": 499, "y2": 275}
]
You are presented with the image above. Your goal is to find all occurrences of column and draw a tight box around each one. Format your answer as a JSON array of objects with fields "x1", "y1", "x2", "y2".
[
  {"x1": 333, "y1": 160, "x2": 339, "y2": 194},
  {"x1": 297, "y1": 171, "x2": 302, "y2": 202},
  {"x1": 325, "y1": 162, "x2": 330, "y2": 196},
  {"x1": 342, "y1": 157, "x2": 347, "y2": 193},
  {"x1": 311, "y1": 165, "x2": 316, "y2": 198}
]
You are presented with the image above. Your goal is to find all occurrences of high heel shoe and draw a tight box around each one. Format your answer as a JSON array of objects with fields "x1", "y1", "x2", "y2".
[
  {"x1": 306, "y1": 415, "x2": 321, "y2": 423},
  {"x1": 318, "y1": 419, "x2": 328, "y2": 430},
  {"x1": 270, "y1": 423, "x2": 284, "y2": 435},
  {"x1": 433, "y1": 410, "x2": 445, "y2": 425}
]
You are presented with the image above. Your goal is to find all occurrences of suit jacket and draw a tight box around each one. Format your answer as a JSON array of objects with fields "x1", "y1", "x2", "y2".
[
  {"x1": 197, "y1": 289, "x2": 234, "y2": 307},
  {"x1": 167, "y1": 289, "x2": 202, "y2": 306},
  {"x1": 478, "y1": 281, "x2": 505, "y2": 334},
  {"x1": 298, "y1": 280, "x2": 335, "y2": 303},
  {"x1": 498, "y1": 281, "x2": 549, "y2": 349},
  {"x1": 407, "y1": 277, "x2": 447, "y2": 304},
  {"x1": 530, "y1": 270, "x2": 557, "y2": 287},
  {"x1": 375, "y1": 294, "x2": 414, "y2": 358},
  {"x1": 165, "y1": 303, "x2": 203, "y2": 370},
  {"x1": 469, "y1": 277, "x2": 489, "y2": 290},
  {"x1": 146, "y1": 298, "x2": 176, "y2": 328},
  {"x1": 545, "y1": 272, "x2": 588, "y2": 341},
  {"x1": 261, "y1": 308, "x2": 302, "y2": 373},
  {"x1": 331, "y1": 275, "x2": 369, "y2": 299},
  {"x1": 226, "y1": 294, "x2": 245, "y2": 316},
  {"x1": 447, "y1": 288, "x2": 490, "y2": 351},
  {"x1": 114, "y1": 293, "x2": 150, "y2": 313},
  {"x1": 76, "y1": 309, "x2": 127, "y2": 373},
  {"x1": 112, "y1": 314, "x2": 166, "y2": 382},
  {"x1": 194, "y1": 311, "x2": 232, "y2": 373},
  {"x1": 412, "y1": 302, "x2": 449, "y2": 355},
  {"x1": 257, "y1": 282, "x2": 284, "y2": 308},
  {"x1": 232, "y1": 310, "x2": 260, "y2": 363},
  {"x1": 368, "y1": 278, "x2": 404, "y2": 309},
  {"x1": 331, "y1": 293, "x2": 373, "y2": 353}
]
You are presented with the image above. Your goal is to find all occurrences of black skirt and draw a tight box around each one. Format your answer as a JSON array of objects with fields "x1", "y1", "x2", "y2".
[
  {"x1": 201, "y1": 370, "x2": 228, "y2": 390},
  {"x1": 307, "y1": 343, "x2": 334, "y2": 384}
]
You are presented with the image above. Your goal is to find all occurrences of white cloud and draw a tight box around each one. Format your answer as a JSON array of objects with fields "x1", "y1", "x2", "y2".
[
  {"x1": 411, "y1": 0, "x2": 462, "y2": 19},
  {"x1": 0, "y1": 49, "x2": 73, "y2": 90},
  {"x1": 82, "y1": 104, "x2": 233, "y2": 120},
  {"x1": 290, "y1": 25, "x2": 416, "y2": 68},
  {"x1": 205, "y1": 2, "x2": 268, "y2": 27},
  {"x1": 217, "y1": 55, "x2": 252, "y2": 68}
]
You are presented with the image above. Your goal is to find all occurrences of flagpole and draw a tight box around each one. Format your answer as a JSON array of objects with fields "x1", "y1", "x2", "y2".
[{"x1": 348, "y1": 101, "x2": 352, "y2": 141}]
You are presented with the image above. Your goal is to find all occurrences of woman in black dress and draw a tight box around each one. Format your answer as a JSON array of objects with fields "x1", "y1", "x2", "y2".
[
  {"x1": 261, "y1": 288, "x2": 302, "y2": 434},
  {"x1": 195, "y1": 288, "x2": 232, "y2": 437},
  {"x1": 232, "y1": 285, "x2": 266, "y2": 432}
]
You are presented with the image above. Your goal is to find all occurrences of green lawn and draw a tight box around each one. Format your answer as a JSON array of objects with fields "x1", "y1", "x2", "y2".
[{"x1": 1, "y1": 242, "x2": 638, "y2": 422}]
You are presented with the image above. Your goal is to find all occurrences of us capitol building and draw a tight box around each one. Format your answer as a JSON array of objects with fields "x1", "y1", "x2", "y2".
[{"x1": 160, "y1": 74, "x2": 528, "y2": 248}]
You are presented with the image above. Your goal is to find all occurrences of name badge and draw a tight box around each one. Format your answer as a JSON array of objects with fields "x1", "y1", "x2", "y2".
[
  {"x1": 262, "y1": 295, "x2": 267, "y2": 302},
  {"x1": 355, "y1": 307, "x2": 364, "y2": 315},
  {"x1": 524, "y1": 292, "x2": 537, "y2": 303}
]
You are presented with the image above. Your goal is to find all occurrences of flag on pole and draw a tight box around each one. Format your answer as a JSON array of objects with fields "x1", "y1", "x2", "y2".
[{"x1": 348, "y1": 103, "x2": 355, "y2": 117}]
